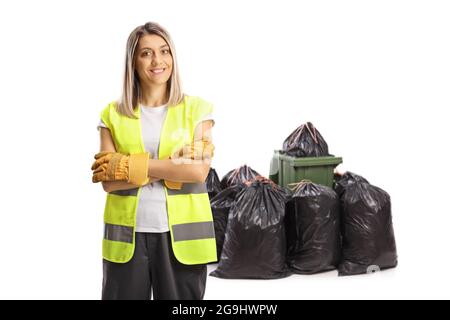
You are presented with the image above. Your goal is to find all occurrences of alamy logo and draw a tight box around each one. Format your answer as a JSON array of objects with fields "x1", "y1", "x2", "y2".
[{"x1": 366, "y1": 265, "x2": 381, "y2": 274}]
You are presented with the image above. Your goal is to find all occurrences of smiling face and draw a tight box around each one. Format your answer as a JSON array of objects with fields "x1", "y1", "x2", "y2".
[{"x1": 134, "y1": 34, "x2": 173, "y2": 86}]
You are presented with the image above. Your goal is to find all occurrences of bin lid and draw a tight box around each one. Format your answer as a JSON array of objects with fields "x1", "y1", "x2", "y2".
[{"x1": 275, "y1": 150, "x2": 343, "y2": 167}]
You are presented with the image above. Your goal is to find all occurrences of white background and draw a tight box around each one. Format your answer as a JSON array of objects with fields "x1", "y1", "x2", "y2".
[{"x1": 0, "y1": 0, "x2": 449, "y2": 299}]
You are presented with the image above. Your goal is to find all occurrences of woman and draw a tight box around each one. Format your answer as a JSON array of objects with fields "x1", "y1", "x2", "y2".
[{"x1": 91, "y1": 22, "x2": 217, "y2": 300}]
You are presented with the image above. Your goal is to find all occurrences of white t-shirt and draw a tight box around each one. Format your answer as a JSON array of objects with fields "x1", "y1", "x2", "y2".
[{"x1": 97, "y1": 103, "x2": 213, "y2": 232}]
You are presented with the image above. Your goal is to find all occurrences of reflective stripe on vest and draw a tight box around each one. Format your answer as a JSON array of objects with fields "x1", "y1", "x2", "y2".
[
  {"x1": 104, "y1": 223, "x2": 133, "y2": 243},
  {"x1": 172, "y1": 221, "x2": 215, "y2": 242},
  {"x1": 109, "y1": 188, "x2": 139, "y2": 196},
  {"x1": 166, "y1": 182, "x2": 207, "y2": 195}
]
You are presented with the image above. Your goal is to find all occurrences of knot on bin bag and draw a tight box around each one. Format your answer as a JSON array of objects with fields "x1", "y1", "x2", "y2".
[
  {"x1": 281, "y1": 122, "x2": 330, "y2": 157},
  {"x1": 221, "y1": 165, "x2": 260, "y2": 189},
  {"x1": 287, "y1": 179, "x2": 313, "y2": 193},
  {"x1": 244, "y1": 175, "x2": 282, "y2": 190}
]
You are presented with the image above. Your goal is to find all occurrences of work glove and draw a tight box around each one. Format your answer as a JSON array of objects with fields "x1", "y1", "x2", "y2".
[
  {"x1": 171, "y1": 140, "x2": 215, "y2": 161},
  {"x1": 91, "y1": 151, "x2": 150, "y2": 186},
  {"x1": 164, "y1": 141, "x2": 215, "y2": 190}
]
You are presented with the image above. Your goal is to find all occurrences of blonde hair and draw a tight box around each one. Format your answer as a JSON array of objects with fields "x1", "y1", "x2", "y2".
[{"x1": 116, "y1": 22, "x2": 184, "y2": 118}]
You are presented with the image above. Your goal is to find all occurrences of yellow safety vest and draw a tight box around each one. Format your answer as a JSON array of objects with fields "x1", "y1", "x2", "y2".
[{"x1": 99, "y1": 95, "x2": 217, "y2": 265}]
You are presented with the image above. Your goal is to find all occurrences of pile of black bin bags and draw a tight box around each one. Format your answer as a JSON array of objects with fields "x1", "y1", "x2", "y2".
[{"x1": 205, "y1": 168, "x2": 398, "y2": 278}]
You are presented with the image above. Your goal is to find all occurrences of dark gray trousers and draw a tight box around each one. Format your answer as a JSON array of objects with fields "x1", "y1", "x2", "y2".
[{"x1": 102, "y1": 232, "x2": 207, "y2": 300}]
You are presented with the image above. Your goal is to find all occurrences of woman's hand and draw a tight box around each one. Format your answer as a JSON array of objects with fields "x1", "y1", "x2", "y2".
[{"x1": 91, "y1": 151, "x2": 150, "y2": 186}]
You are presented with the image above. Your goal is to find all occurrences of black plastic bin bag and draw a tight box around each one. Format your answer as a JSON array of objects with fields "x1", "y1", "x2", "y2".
[
  {"x1": 210, "y1": 178, "x2": 291, "y2": 279},
  {"x1": 335, "y1": 172, "x2": 398, "y2": 276},
  {"x1": 285, "y1": 181, "x2": 341, "y2": 274}
]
